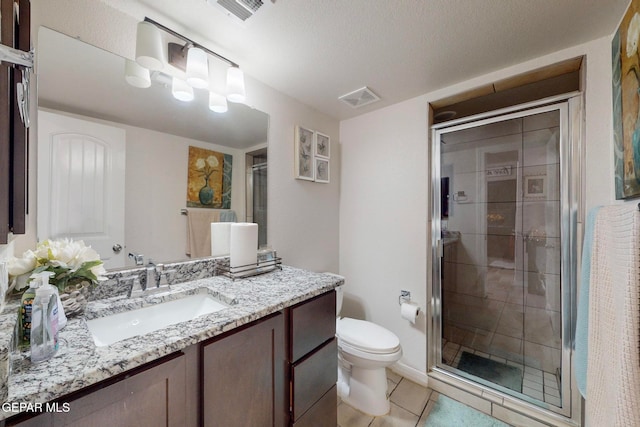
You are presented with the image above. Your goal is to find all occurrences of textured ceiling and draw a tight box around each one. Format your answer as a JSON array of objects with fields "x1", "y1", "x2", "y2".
[{"x1": 98, "y1": 0, "x2": 628, "y2": 120}]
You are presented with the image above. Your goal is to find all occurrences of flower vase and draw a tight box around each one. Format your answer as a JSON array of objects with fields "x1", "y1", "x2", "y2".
[
  {"x1": 199, "y1": 176, "x2": 214, "y2": 205},
  {"x1": 58, "y1": 280, "x2": 91, "y2": 318}
]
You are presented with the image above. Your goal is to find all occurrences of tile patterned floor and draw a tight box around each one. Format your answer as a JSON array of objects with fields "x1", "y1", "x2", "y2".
[
  {"x1": 442, "y1": 340, "x2": 561, "y2": 406},
  {"x1": 337, "y1": 370, "x2": 510, "y2": 427}
]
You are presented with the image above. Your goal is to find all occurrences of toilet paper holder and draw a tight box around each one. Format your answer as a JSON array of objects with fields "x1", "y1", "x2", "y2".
[{"x1": 399, "y1": 290, "x2": 411, "y2": 305}]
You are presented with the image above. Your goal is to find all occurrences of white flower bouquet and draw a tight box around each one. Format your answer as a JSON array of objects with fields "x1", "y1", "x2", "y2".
[{"x1": 7, "y1": 238, "x2": 107, "y2": 294}]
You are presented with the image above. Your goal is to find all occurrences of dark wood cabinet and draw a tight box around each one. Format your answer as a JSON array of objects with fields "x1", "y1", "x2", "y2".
[
  {"x1": 6, "y1": 352, "x2": 188, "y2": 427},
  {"x1": 292, "y1": 385, "x2": 337, "y2": 427},
  {"x1": 53, "y1": 352, "x2": 188, "y2": 426},
  {"x1": 201, "y1": 312, "x2": 287, "y2": 427},
  {"x1": 288, "y1": 291, "x2": 337, "y2": 426},
  {"x1": 4, "y1": 290, "x2": 337, "y2": 427},
  {"x1": 289, "y1": 290, "x2": 336, "y2": 362}
]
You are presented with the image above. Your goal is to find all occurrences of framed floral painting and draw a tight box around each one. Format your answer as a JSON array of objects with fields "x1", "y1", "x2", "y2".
[
  {"x1": 613, "y1": 0, "x2": 640, "y2": 199},
  {"x1": 294, "y1": 125, "x2": 315, "y2": 181},
  {"x1": 315, "y1": 132, "x2": 330, "y2": 158},
  {"x1": 315, "y1": 158, "x2": 330, "y2": 183},
  {"x1": 186, "y1": 146, "x2": 232, "y2": 208}
]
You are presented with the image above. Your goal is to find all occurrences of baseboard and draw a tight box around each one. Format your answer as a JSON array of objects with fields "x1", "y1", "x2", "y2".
[{"x1": 389, "y1": 362, "x2": 429, "y2": 387}]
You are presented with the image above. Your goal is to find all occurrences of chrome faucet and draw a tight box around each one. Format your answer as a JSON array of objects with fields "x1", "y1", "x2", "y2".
[
  {"x1": 128, "y1": 252, "x2": 144, "y2": 266},
  {"x1": 143, "y1": 261, "x2": 176, "y2": 295},
  {"x1": 123, "y1": 262, "x2": 176, "y2": 298}
]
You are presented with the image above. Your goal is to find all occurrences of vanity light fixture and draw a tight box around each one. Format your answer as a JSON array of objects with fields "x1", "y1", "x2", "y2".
[
  {"x1": 127, "y1": 17, "x2": 247, "y2": 110},
  {"x1": 124, "y1": 59, "x2": 151, "y2": 88},
  {"x1": 209, "y1": 91, "x2": 228, "y2": 113},
  {"x1": 172, "y1": 77, "x2": 194, "y2": 102},
  {"x1": 226, "y1": 66, "x2": 246, "y2": 103},
  {"x1": 186, "y1": 47, "x2": 209, "y2": 89},
  {"x1": 135, "y1": 21, "x2": 165, "y2": 70}
]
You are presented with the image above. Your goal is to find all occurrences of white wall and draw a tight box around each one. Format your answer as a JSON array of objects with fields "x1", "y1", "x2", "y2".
[
  {"x1": 244, "y1": 78, "x2": 341, "y2": 273},
  {"x1": 7, "y1": 0, "x2": 341, "y2": 273},
  {"x1": 339, "y1": 95, "x2": 429, "y2": 374},
  {"x1": 339, "y1": 34, "x2": 630, "y2": 380}
]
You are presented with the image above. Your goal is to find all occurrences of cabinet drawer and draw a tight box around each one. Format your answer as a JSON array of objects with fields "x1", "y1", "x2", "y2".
[
  {"x1": 291, "y1": 338, "x2": 337, "y2": 421},
  {"x1": 290, "y1": 291, "x2": 336, "y2": 362},
  {"x1": 292, "y1": 385, "x2": 337, "y2": 427}
]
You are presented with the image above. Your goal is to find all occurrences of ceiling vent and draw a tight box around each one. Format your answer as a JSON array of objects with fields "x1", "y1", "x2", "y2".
[
  {"x1": 208, "y1": 0, "x2": 269, "y2": 22},
  {"x1": 338, "y1": 86, "x2": 380, "y2": 109}
]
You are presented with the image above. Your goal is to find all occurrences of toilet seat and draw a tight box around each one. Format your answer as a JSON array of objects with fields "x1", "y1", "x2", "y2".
[{"x1": 337, "y1": 317, "x2": 401, "y2": 355}]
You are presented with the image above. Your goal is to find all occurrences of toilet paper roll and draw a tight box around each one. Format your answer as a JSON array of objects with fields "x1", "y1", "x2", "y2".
[
  {"x1": 229, "y1": 223, "x2": 258, "y2": 268},
  {"x1": 211, "y1": 223, "x2": 232, "y2": 257},
  {"x1": 400, "y1": 302, "x2": 420, "y2": 324}
]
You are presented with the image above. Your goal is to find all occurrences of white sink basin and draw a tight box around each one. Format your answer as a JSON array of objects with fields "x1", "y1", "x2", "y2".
[{"x1": 86, "y1": 293, "x2": 229, "y2": 347}]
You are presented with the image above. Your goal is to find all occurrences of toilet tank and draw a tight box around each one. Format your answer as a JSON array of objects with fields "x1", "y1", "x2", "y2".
[
  {"x1": 335, "y1": 285, "x2": 344, "y2": 316},
  {"x1": 323, "y1": 272, "x2": 345, "y2": 316}
]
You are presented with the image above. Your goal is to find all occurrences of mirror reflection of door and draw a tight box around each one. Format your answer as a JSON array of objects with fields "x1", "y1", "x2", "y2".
[{"x1": 37, "y1": 110, "x2": 126, "y2": 268}]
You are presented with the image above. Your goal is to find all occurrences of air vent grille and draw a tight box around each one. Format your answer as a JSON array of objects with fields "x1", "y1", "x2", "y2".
[
  {"x1": 215, "y1": 0, "x2": 264, "y2": 21},
  {"x1": 338, "y1": 87, "x2": 380, "y2": 109}
]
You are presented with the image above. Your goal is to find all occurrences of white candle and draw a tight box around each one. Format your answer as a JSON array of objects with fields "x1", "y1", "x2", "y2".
[
  {"x1": 229, "y1": 223, "x2": 258, "y2": 269},
  {"x1": 211, "y1": 223, "x2": 232, "y2": 257}
]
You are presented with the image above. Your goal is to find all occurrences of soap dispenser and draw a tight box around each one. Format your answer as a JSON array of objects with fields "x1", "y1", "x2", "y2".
[
  {"x1": 18, "y1": 274, "x2": 42, "y2": 350},
  {"x1": 30, "y1": 271, "x2": 58, "y2": 363}
]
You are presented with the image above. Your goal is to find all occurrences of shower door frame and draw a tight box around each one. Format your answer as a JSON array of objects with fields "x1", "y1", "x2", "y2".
[{"x1": 428, "y1": 94, "x2": 582, "y2": 422}]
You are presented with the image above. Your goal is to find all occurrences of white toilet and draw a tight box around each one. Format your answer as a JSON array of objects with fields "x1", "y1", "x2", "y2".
[{"x1": 335, "y1": 285, "x2": 402, "y2": 416}]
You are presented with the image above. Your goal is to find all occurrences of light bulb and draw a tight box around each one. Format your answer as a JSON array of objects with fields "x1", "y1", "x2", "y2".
[
  {"x1": 186, "y1": 47, "x2": 209, "y2": 89},
  {"x1": 135, "y1": 21, "x2": 164, "y2": 71},
  {"x1": 172, "y1": 77, "x2": 194, "y2": 102},
  {"x1": 125, "y1": 59, "x2": 151, "y2": 88},
  {"x1": 209, "y1": 92, "x2": 228, "y2": 113},
  {"x1": 226, "y1": 66, "x2": 246, "y2": 103}
]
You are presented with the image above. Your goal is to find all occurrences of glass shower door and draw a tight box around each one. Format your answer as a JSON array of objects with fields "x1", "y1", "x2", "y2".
[{"x1": 434, "y1": 104, "x2": 569, "y2": 413}]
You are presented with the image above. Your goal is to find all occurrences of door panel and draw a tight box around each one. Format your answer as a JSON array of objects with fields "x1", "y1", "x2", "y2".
[
  {"x1": 434, "y1": 105, "x2": 571, "y2": 415},
  {"x1": 37, "y1": 110, "x2": 126, "y2": 268}
]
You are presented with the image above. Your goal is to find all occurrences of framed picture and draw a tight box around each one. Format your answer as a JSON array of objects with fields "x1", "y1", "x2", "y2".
[
  {"x1": 186, "y1": 146, "x2": 232, "y2": 208},
  {"x1": 524, "y1": 175, "x2": 546, "y2": 199},
  {"x1": 315, "y1": 158, "x2": 330, "y2": 183},
  {"x1": 294, "y1": 125, "x2": 315, "y2": 181},
  {"x1": 613, "y1": 0, "x2": 640, "y2": 199},
  {"x1": 315, "y1": 132, "x2": 330, "y2": 158}
]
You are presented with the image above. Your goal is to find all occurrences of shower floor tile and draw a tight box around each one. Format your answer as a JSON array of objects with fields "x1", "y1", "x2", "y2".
[{"x1": 442, "y1": 344, "x2": 562, "y2": 407}]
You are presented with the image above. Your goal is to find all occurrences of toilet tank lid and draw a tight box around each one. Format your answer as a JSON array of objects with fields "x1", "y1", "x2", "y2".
[{"x1": 337, "y1": 317, "x2": 400, "y2": 353}]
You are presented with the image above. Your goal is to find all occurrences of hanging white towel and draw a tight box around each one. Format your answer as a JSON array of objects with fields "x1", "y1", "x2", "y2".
[
  {"x1": 575, "y1": 206, "x2": 600, "y2": 398},
  {"x1": 585, "y1": 205, "x2": 640, "y2": 426},
  {"x1": 185, "y1": 208, "x2": 220, "y2": 258}
]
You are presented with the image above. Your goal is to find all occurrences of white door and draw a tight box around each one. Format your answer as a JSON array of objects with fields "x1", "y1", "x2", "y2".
[{"x1": 37, "y1": 110, "x2": 126, "y2": 268}]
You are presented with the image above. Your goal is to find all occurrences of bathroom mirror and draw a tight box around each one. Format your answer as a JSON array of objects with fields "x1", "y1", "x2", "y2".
[{"x1": 36, "y1": 27, "x2": 269, "y2": 268}]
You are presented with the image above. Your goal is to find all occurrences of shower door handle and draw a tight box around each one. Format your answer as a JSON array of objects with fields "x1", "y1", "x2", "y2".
[{"x1": 436, "y1": 239, "x2": 443, "y2": 258}]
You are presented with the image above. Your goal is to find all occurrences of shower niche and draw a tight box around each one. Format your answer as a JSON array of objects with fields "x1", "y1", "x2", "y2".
[{"x1": 431, "y1": 99, "x2": 579, "y2": 419}]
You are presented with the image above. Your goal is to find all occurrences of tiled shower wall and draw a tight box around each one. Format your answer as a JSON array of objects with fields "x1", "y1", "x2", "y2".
[{"x1": 440, "y1": 111, "x2": 562, "y2": 377}]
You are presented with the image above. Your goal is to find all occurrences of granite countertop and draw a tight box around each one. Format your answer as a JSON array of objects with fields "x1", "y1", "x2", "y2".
[{"x1": 0, "y1": 265, "x2": 342, "y2": 420}]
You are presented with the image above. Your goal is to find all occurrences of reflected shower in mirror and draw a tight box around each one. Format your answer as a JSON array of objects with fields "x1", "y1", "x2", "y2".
[{"x1": 36, "y1": 27, "x2": 269, "y2": 268}]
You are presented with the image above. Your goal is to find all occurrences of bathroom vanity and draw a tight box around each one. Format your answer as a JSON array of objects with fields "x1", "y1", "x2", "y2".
[{"x1": 0, "y1": 265, "x2": 341, "y2": 426}]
